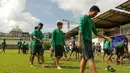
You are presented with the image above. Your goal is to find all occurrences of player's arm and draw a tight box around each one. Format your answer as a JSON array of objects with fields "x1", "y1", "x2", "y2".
[
  {"x1": 33, "y1": 36, "x2": 42, "y2": 42},
  {"x1": 93, "y1": 26, "x2": 110, "y2": 40},
  {"x1": 32, "y1": 30, "x2": 42, "y2": 42},
  {"x1": 97, "y1": 32, "x2": 110, "y2": 40},
  {"x1": 78, "y1": 33, "x2": 82, "y2": 48},
  {"x1": 41, "y1": 34, "x2": 44, "y2": 45},
  {"x1": 62, "y1": 32, "x2": 66, "y2": 47},
  {"x1": 51, "y1": 30, "x2": 55, "y2": 49},
  {"x1": 103, "y1": 39, "x2": 106, "y2": 48},
  {"x1": 77, "y1": 17, "x2": 84, "y2": 48}
]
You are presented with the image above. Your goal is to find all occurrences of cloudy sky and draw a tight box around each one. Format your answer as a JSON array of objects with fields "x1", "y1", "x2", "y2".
[{"x1": 0, "y1": 0, "x2": 127, "y2": 33}]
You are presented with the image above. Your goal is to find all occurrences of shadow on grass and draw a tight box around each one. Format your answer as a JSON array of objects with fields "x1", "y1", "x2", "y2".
[
  {"x1": 61, "y1": 66, "x2": 101, "y2": 70},
  {"x1": 61, "y1": 66, "x2": 86, "y2": 69}
]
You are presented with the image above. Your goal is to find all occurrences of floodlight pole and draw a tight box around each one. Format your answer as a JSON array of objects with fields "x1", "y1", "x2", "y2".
[
  {"x1": 62, "y1": 19, "x2": 70, "y2": 32},
  {"x1": 67, "y1": 22, "x2": 70, "y2": 32}
]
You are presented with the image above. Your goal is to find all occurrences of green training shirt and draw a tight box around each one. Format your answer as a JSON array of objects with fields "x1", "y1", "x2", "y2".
[
  {"x1": 104, "y1": 39, "x2": 112, "y2": 49},
  {"x1": 116, "y1": 42, "x2": 125, "y2": 48},
  {"x1": 17, "y1": 40, "x2": 22, "y2": 47},
  {"x1": 51, "y1": 29, "x2": 66, "y2": 48},
  {"x1": 31, "y1": 29, "x2": 43, "y2": 46},
  {"x1": 78, "y1": 15, "x2": 98, "y2": 41},
  {"x1": 2, "y1": 41, "x2": 6, "y2": 47}
]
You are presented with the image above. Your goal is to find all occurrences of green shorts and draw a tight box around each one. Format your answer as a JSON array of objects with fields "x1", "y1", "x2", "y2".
[{"x1": 54, "y1": 45, "x2": 64, "y2": 57}]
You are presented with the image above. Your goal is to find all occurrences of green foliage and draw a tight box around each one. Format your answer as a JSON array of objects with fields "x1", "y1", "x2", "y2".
[{"x1": 43, "y1": 40, "x2": 51, "y2": 49}]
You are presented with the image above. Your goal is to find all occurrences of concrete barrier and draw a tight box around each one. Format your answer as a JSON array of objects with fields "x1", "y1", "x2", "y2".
[{"x1": 0, "y1": 45, "x2": 19, "y2": 49}]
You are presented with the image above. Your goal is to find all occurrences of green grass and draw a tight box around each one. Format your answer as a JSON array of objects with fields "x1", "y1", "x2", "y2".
[{"x1": 0, "y1": 50, "x2": 130, "y2": 73}]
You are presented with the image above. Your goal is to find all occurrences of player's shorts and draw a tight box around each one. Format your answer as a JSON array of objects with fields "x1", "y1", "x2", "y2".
[
  {"x1": 31, "y1": 45, "x2": 43, "y2": 55},
  {"x1": 41, "y1": 48, "x2": 44, "y2": 55},
  {"x1": 75, "y1": 47, "x2": 80, "y2": 53},
  {"x1": 82, "y1": 40, "x2": 93, "y2": 60},
  {"x1": 103, "y1": 49, "x2": 112, "y2": 55},
  {"x1": 2, "y1": 46, "x2": 5, "y2": 50},
  {"x1": 54, "y1": 45, "x2": 64, "y2": 57},
  {"x1": 18, "y1": 46, "x2": 22, "y2": 49},
  {"x1": 71, "y1": 46, "x2": 76, "y2": 52},
  {"x1": 115, "y1": 46, "x2": 124, "y2": 56},
  {"x1": 98, "y1": 49, "x2": 101, "y2": 52}
]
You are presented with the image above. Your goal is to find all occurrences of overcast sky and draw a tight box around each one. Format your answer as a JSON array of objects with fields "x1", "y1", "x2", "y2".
[{"x1": 0, "y1": 0, "x2": 127, "y2": 33}]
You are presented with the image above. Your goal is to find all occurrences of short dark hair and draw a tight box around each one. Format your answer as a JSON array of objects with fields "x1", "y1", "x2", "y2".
[
  {"x1": 38, "y1": 23, "x2": 43, "y2": 26},
  {"x1": 89, "y1": 5, "x2": 100, "y2": 12},
  {"x1": 34, "y1": 26, "x2": 38, "y2": 29},
  {"x1": 3, "y1": 39, "x2": 5, "y2": 41},
  {"x1": 57, "y1": 22, "x2": 63, "y2": 26}
]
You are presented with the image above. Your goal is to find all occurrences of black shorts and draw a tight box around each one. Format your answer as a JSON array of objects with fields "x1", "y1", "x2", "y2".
[
  {"x1": 71, "y1": 46, "x2": 76, "y2": 52},
  {"x1": 71, "y1": 46, "x2": 79, "y2": 53},
  {"x1": 54, "y1": 45, "x2": 64, "y2": 57},
  {"x1": 75, "y1": 47, "x2": 79, "y2": 53},
  {"x1": 41, "y1": 48, "x2": 44, "y2": 54},
  {"x1": 2, "y1": 47, "x2": 5, "y2": 50},
  {"x1": 18, "y1": 46, "x2": 21, "y2": 49},
  {"x1": 31, "y1": 45, "x2": 43, "y2": 55},
  {"x1": 82, "y1": 40, "x2": 93, "y2": 60},
  {"x1": 98, "y1": 49, "x2": 101, "y2": 52},
  {"x1": 103, "y1": 49, "x2": 112, "y2": 55},
  {"x1": 115, "y1": 46, "x2": 124, "y2": 56}
]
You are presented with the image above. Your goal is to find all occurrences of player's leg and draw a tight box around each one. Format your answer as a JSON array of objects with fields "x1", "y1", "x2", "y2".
[
  {"x1": 88, "y1": 59, "x2": 97, "y2": 73},
  {"x1": 30, "y1": 46, "x2": 37, "y2": 67},
  {"x1": 39, "y1": 47, "x2": 49, "y2": 67},
  {"x1": 30, "y1": 54, "x2": 32, "y2": 64},
  {"x1": 106, "y1": 49, "x2": 113, "y2": 63},
  {"x1": 119, "y1": 47, "x2": 125, "y2": 65},
  {"x1": 63, "y1": 49, "x2": 67, "y2": 59},
  {"x1": 54, "y1": 45, "x2": 63, "y2": 69},
  {"x1": 69, "y1": 47, "x2": 74, "y2": 59},
  {"x1": 86, "y1": 41, "x2": 97, "y2": 73},
  {"x1": 102, "y1": 49, "x2": 106, "y2": 62},
  {"x1": 77, "y1": 52, "x2": 80, "y2": 61},
  {"x1": 55, "y1": 56, "x2": 62, "y2": 69},
  {"x1": 3, "y1": 47, "x2": 6, "y2": 54},
  {"x1": 114, "y1": 47, "x2": 119, "y2": 65},
  {"x1": 81, "y1": 40, "x2": 97, "y2": 73},
  {"x1": 120, "y1": 56, "x2": 123, "y2": 65},
  {"x1": 80, "y1": 58, "x2": 87, "y2": 73},
  {"x1": 50, "y1": 48, "x2": 54, "y2": 59},
  {"x1": 40, "y1": 54, "x2": 48, "y2": 67},
  {"x1": 30, "y1": 54, "x2": 35, "y2": 67},
  {"x1": 114, "y1": 55, "x2": 118, "y2": 65},
  {"x1": 18, "y1": 47, "x2": 20, "y2": 54}
]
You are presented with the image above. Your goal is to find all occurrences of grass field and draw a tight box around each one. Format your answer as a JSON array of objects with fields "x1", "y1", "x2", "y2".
[{"x1": 0, "y1": 50, "x2": 130, "y2": 73}]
